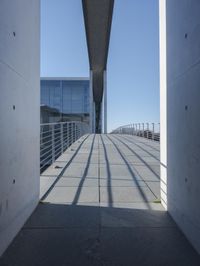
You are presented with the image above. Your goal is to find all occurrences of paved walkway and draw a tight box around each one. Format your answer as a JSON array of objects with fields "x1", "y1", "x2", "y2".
[{"x1": 1, "y1": 134, "x2": 200, "y2": 265}]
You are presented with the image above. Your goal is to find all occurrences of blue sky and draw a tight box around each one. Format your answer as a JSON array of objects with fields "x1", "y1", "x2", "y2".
[{"x1": 41, "y1": 0, "x2": 159, "y2": 132}]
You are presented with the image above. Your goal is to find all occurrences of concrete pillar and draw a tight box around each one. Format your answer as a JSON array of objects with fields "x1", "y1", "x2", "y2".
[
  {"x1": 0, "y1": 0, "x2": 40, "y2": 256},
  {"x1": 93, "y1": 102, "x2": 96, "y2": 133},
  {"x1": 101, "y1": 95, "x2": 104, "y2": 133},
  {"x1": 159, "y1": 0, "x2": 167, "y2": 210},
  {"x1": 89, "y1": 70, "x2": 93, "y2": 133},
  {"x1": 159, "y1": 0, "x2": 200, "y2": 254}
]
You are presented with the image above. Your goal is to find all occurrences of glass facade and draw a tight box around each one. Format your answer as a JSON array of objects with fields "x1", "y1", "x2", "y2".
[{"x1": 40, "y1": 79, "x2": 90, "y2": 124}]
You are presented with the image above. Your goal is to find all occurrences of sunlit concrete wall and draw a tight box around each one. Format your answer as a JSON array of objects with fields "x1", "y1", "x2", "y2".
[
  {"x1": 159, "y1": 0, "x2": 167, "y2": 210},
  {"x1": 159, "y1": 0, "x2": 200, "y2": 254},
  {"x1": 0, "y1": 0, "x2": 40, "y2": 256}
]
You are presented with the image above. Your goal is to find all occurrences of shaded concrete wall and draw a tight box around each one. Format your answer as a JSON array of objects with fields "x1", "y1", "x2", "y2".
[
  {"x1": 159, "y1": 0, "x2": 200, "y2": 254},
  {"x1": 0, "y1": 0, "x2": 40, "y2": 255}
]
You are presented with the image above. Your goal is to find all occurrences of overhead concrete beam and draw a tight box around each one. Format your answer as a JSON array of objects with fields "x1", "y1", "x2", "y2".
[{"x1": 82, "y1": 0, "x2": 114, "y2": 104}]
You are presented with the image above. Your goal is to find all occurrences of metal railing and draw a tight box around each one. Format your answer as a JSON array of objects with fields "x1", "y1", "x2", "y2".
[
  {"x1": 40, "y1": 121, "x2": 89, "y2": 172},
  {"x1": 111, "y1": 123, "x2": 160, "y2": 142}
]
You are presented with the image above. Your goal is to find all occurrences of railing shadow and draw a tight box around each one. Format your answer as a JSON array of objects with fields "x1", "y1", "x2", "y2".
[
  {"x1": 72, "y1": 135, "x2": 96, "y2": 205},
  {"x1": 106, "y1": 135, "x2": 152, "y2": 209},
  {"x1": 100, "y1": 135, "x2": 113, "y2": 207},
  {"x1": 40, "y1": 135, "x2": 89, "y2": 201},
  {"x1": 112, "y1": 135, "x2": 160, "y2": 180},
  {"x1": 120, "y1": 135, "x2": 160, "y2": 162},
  {"x1": 1, "y1": 203, "x2": 199, "y2": 266}
]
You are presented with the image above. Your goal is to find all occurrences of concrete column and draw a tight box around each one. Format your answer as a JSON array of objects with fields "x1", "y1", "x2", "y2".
[
  {"x1": 89, "y1": 70, "x2": 94, "y2": 133},
  {"x1": 93, "y1": 102, "x2": 96, "y2": 133},
  {"x1": 101, "y1": 95, "x2": 104, "y2": 133},
  {"x1": 103, "y1": 70, "x2": 107, "y2": 134},
  {"x1": 0, "y1": 0, "x2": 40, "y2": 256},
  {"x1": 159, "y1": 0, "x2": 200, "y2": 254},
  {"x1": 159, "y1": 0, "x2": 167, "y2": 210}
]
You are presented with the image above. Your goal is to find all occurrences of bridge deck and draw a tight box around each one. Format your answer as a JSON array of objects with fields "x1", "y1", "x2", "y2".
[{"x1": 1, "y1": 135, "x2": 199, "y2": 265}]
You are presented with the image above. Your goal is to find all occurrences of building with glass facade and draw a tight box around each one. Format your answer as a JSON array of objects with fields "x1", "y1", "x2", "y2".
[{"x1": 40, "y1": 78, "x2": 90, "y2": 124}]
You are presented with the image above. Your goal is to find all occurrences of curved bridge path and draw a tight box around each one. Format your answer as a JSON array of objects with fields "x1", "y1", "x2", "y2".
[{"x1": 1, "y1": 135, "x2": 200, "y2": 265}]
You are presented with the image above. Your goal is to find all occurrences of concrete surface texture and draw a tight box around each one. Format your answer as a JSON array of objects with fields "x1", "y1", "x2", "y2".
[
  {"x1": 0, "y1": 0, "x2": 40, "y2": 256},
  {"x1": 159, "y1": 0, "x2": 200, "y2": 253},
  {"x1": 1, "y1": 134, "x2": 200, "y2": 265}
]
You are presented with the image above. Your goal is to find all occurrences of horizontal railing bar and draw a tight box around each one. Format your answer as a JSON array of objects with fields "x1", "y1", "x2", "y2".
[
  {"x1": 40, "y1": 153, "x2": 52, "y2": 165},
  {"x1": 40, "y1": 158, "x2": 53, "y2": 170},
  {"x1": 40, "y1": 121, "x2": 90, "y2": 173},
  {"x1": 40, "y1": 139, "x2": 53, "y2": 146},
  {"x1": 40, "y1": 147, "x2": 53, "y2": 158},
  {"x1": 40, "y1": 143, "x2": 53, "y2": 153},
  {"x1": 111, "y1": 123, "x2": 160, "y2": 142}
]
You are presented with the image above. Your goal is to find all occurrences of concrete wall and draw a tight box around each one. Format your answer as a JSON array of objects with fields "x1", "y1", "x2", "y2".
[
  {"x1": 159, "y1": 0, "x2": 167, "y2": 210},
  {"x1": 0, "y1": 0, "x2": 40, "y2": 256},
  {"x1": 159, "y1": 0, "x2": 200, "y2": 254}
]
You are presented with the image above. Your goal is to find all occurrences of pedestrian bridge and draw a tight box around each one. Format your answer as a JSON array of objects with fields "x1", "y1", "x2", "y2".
[{"x1": 1, "y1": 134, "x2": 199, "y2": 265}]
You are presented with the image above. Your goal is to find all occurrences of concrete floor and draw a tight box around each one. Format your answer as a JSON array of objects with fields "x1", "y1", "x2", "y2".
[{"x1": 1, "y1": 134, "x2": 200, "y2": 265}]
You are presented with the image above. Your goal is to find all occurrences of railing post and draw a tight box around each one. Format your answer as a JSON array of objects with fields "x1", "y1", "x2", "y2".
[
  {"x1": 69, "y1": 123, "x2": 72, "y2": 146},
  {"x1": 40, "y1": 121, "x2": 90, "y2": 173},
  {"x1": 61, "y1": 123, "x2": 63, "y2": 153},
  {"x1": 78, "y1": 123, "x2": 80, "y2": 139},
  {"x1": 52, "y1": 124, "x2": 55, "y2": 163},
  {"x1": 146, "y1": 123, "x2": 149, "y2": 139},
  {"x1": 142, "y1": 123, "x2": 144, "y2": 137},
  {"x1": 72, "y1": 123, "x2": 75, "y2": 143},
  {"x1": 68, "y1": 123, "x2": 70, "y2": 147},
  {"x1": 74, "y1": 123, "x2": 77, "y2": 141},
  {"x1": 66, "y1": 123, "x2": 68, "y2": 148},
  {"x1": 138, "y1": 123, "x2": 141, "y2": 137},
  {"x1": 152, "y1": 123, "x2": 155, "y2": 140}
]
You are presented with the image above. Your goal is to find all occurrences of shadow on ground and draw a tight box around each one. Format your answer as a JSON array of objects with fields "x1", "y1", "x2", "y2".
[{"x1": 1, "y1": 203, "x2": 200, "y2": 266}]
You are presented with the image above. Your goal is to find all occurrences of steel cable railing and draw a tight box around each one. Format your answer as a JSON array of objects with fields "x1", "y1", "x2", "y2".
[
  {"x1": 111, "y1": 123, "x2": 160, "y2": 142},
  {"x1": 40, "y1": 121, "x2": 89, "y2": 173}
]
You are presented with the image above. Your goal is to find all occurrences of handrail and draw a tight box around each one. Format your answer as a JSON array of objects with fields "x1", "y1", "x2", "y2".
[
  {"x1": 40, "y1": 121, "x2": 90, "y2": 173},
  {"x1": 111, "y1": 123, "x2": 160, "y2": 142}
]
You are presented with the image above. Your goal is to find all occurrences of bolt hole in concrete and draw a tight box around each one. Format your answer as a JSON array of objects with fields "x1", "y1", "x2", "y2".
[
  {"x1": 13, "y1": 31, "x2": 16, "y2": 36},
  {"x1": 54, "y1": 166, "x2": 63, "y2": 169},
  {"x1": 13, "y1": 105, "x2": 15, "y2": 110},
  {"x1": 13, "y1": 179, "x2": 15, "y2": 184},
  {"x1": 185, "y1": 33, "x2": 188, "y2": 39},
  {"x1": 185, "y1": 105, "x2": 188, "y2": 110}
]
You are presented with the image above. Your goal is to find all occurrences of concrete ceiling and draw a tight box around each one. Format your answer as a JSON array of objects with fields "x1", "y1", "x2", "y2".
[{"x1": 82, "y1": 0, "x2": 114, "y2": 104}]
